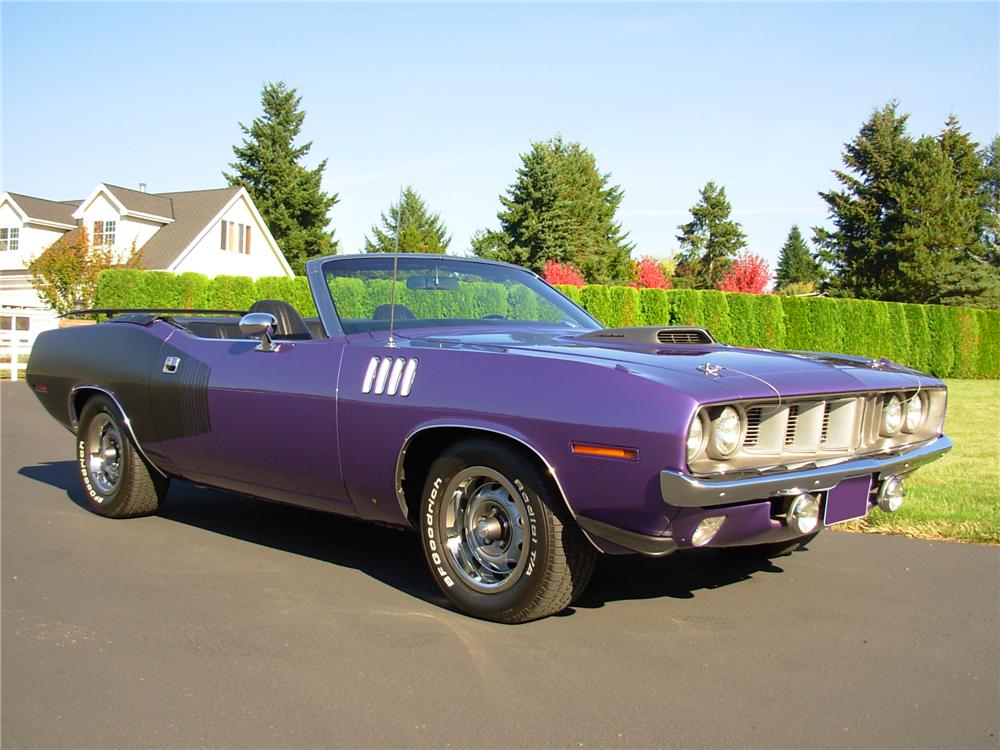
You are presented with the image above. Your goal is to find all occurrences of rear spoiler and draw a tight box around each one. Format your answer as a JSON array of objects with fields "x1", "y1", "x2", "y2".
[{"x1": 63, "y1": 308, "x2": 247, "y2": 318}]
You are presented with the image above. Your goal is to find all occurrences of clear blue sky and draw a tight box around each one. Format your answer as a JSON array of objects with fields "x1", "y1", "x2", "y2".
[{"x1": 3, "y1": 2, "x2": 998, "y2": 270}]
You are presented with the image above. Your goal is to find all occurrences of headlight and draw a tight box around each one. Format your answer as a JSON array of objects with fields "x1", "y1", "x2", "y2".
[
  {"x1": 686, "y1": 412, "x2": 706, "y2": 461},
  {"x1": 903, "y1": 393, "x2": 924, "y2": 432},
  {"x1": 881, "y1": 395, "x2": 903, "y2": 436},
  {"x1": 711, "y1": 406, "x2": 743, "y2": 457}
]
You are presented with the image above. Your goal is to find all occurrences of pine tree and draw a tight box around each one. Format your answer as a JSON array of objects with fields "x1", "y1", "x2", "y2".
[
  {"x1": 775, "y1": 225, "x2": 822, "y2": 291},
  {"x1": 224, "y1": 81, "x2": 338, "y2": 274},
  {"x1": 979, "y1": 135, "x2": 1000, "y2": 267},
  {"x1": 815, "y1": 103, "x2": 998, "y2": 305},
  {"x1": 814, "y1": 102, "x2": 915, "y2": 300},
  {"x1": 471, "y1": 136, "x2": 633, "y2": 283},
  {"x1": 364, "y1": 187, "x2": 451, "y2": 254},
  {"x1": 939, "y1": 115, "x2": 984, "y2": 203},
  {"x1": 675, "y1": 181, "x2": 747, "y2": 288}
]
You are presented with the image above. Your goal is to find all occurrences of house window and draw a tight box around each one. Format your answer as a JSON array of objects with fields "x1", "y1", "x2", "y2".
[
  {"x1": 93, "y1": 220, "x2": 115, "y2": 248},
  {"x1": 0, "y1": 228, "x2": 19, "y2": 251},
  {"x1": 220, "y1": 221, "x2": 252, "y2": 254}
]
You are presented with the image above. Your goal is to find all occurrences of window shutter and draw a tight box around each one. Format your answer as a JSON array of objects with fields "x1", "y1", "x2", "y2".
[{"x1": 220, "y1": 221, "x2": 227, "y2": 250}]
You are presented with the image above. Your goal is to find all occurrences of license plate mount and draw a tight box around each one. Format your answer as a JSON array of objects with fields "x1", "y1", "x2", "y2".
[{"x1": 823, "y1": 475, "x2": 874, "y2": 525}]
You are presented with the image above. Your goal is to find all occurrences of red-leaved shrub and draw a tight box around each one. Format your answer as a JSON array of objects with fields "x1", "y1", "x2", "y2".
[
  {"x1": 634, "y1": 256, "x2": 671, "y2": 289},
  {"x1": 718, "y1": 252, "x2": 771, "y2": 294},
  {"x1": 543, "y1": 260, "x2": 585, "y2": 286}
]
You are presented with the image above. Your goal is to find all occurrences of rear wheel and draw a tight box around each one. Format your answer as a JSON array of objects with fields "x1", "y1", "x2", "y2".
[
  {"x1": 420, "y1": 439, "x2": 596, "y2": 623},
  {"x1": 77, "y1": 395, "x2": 168, "y2": 518}
]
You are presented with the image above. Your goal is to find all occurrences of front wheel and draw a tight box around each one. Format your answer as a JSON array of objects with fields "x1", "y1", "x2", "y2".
[
  {"x1": 420, "y1": 439, "x2": 596, "y2": 623},
  {"x1": 77, "y1": 395, "x2": 169, "y2": 518}
]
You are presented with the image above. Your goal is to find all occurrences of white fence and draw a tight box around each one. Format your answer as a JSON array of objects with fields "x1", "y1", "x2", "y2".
[{"x1": 0, "y1": 311, "x2": 58, "y2": 380}]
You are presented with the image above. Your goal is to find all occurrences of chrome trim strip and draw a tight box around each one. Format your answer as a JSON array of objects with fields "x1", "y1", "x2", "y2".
[
  {"x1": 661, "y1": 435, "x2": 952, "y2": 508},
  {"x1": 393, "y1": 424, "x2": 603, "y2": 552},
  {"x1": 306, "y1": 261, "x2": 341, "y2": 337},
  {"x1": 67, "y1": 384, "x2": 168, "y2": 478}
]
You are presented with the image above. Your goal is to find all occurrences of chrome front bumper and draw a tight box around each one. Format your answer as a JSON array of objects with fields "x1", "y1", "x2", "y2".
[{"x1": 660, "y1": 436, "x2": 953, "y2": 509}]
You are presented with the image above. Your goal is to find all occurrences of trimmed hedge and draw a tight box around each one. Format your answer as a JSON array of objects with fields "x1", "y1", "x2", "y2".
[{"x1": 94, "y1": 269, "x2": 1000, "y2": 378}]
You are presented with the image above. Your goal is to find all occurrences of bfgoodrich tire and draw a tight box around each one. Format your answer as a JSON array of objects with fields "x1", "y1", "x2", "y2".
[
  {"x1": 420, "y1": 439, "x2": 596, "y2": 623},
  {"x1": 76, "y1": 395, "x2": 169, "y2": 518}
]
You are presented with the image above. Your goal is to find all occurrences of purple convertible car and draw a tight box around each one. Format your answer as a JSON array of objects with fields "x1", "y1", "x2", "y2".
[{"x1": 26, "y1": 254, "x2": 951, "y2": 622}]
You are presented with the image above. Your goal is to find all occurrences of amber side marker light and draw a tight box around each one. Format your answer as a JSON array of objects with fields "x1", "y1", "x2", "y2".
[{"x1": 570, "y1": 443, "x2": 639, "y2": 461}]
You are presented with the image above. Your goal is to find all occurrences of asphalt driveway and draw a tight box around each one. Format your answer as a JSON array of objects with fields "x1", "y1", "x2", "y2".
[{"x1": 2, "y1": 381, "x2": 997, "y2": 749}]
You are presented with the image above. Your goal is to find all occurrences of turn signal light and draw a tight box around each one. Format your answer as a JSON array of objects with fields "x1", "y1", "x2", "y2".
[{"x1": 570, "y1": 443, "x2": 639, "y2": 461}]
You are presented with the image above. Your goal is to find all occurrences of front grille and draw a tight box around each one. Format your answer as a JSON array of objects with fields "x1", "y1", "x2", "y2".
[
  {"x1": 784, "y1": 405, "x2": 799, "y2": 445},
  {"x1": 820, "y1": 402, "x2": 832, "y2": 444},
  {"x1": 688, "y1": 387, "x2": 946, "y2": 476},
  {"x1": 744, "y1": 407, "x2": 763, "y2": 447}
]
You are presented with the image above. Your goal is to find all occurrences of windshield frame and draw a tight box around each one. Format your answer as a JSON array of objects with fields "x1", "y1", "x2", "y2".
[{"x1": 305, "y1": 253, "x2": 602, "y2": 337}]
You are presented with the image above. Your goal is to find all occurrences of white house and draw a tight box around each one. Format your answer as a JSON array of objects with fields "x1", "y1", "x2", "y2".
[{"x1": 0, "y1": 182, "x2": 293, "y2": 313}]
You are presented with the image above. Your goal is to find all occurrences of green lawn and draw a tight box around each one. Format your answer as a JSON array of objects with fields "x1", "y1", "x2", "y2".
[{"x1": 838, "y1": 380, "x2": 1000, "y2": 544}]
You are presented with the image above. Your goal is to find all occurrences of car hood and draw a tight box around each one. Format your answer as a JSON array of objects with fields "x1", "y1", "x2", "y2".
[{"x1": 395, "y1": 327, "x2": 940, "y2": 402}]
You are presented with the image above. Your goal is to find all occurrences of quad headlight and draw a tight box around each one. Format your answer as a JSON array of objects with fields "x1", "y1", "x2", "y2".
[
  {"x1": 880, "y1": 395, "x2": 903, "y2": 436},
  {"x1": 903, "y1": 392, "x2": 925, "y2": 433},
  {"x1": 712, "y1": 406, "x2": 743, "y2": 457},
  {"x1": 686, "y1": 406, "x2": 746, "y2": 463},
  {"x1": 686, "y1": 413, "x2": 706, "y2": 462}
]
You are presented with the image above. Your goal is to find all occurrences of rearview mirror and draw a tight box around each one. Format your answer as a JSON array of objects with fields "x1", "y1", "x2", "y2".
[
  {"x1": 405, "y1": 274, "x2": 459, "y2": 290},
  {"x1": 239, "y1": 312, "x2": 280, "y2": 352}
]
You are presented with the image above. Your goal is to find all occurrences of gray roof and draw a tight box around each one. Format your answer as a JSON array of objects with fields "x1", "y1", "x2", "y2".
[
  {"x1": 137, "y1": 187, "x2": 241, "y2": 269},
  {"x1": 6, "y1": 193, "x2": 77, "y2": 226},
  {"x1": 104, "y1": 184, "x2": 174, "y2": 219}
]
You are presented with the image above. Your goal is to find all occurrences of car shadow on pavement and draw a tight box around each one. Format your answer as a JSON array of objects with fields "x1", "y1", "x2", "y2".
[{"x1": 20, "y1": 460, "x2": 795, "y2": 617}]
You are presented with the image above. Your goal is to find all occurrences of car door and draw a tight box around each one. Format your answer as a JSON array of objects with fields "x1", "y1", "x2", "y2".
[{"x1": 148, "y1": 329, "x2": 353, "y2": 514}]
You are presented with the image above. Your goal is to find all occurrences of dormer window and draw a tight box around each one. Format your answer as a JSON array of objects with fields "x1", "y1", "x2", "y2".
[
  {"x1": 220, "y1": 220, "x2": 251, "y2": 254},
  {"x1": 0, "y1": 228, "x2": 18, "y2": 251},
  {"x1": 93, "y1": 220, "x2": 116, "y2": 248}
]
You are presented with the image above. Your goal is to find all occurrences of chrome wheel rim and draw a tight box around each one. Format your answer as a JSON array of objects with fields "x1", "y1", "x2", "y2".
[
  {"x1": 85, "y1": 413, "x2": 122, "y2": 497},
  {"x1": 442, "y1": 467, "x2": 529, "y2": 593}
]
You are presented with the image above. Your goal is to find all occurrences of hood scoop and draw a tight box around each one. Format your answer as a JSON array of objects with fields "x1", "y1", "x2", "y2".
[{"x1": 577, "y1": 326, "x2": 717, "y2": 345}]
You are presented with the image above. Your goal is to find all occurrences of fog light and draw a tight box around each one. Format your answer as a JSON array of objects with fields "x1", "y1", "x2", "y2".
[
  {"x1": 692, "y1": 516, "x2": 725, "y2": 547},
  {"x1": 787, "y1": 493, "x2": 820, "y2": 534},
  {"x1": 877, "y1": 476, "x2": 905, "y2": 512}
]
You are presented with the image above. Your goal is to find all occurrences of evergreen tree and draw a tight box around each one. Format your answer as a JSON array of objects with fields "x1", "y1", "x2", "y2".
[
  {"x1": 775, "y1": 225, "x2": 822, "y2": 291},
  {"x1": 939, "y1": 115, "x2": 984, "y2": 203},
  {"x1": 675, "y1": 181, "x2": 747, "y2": 288},
  {"x1": 979, "y1": 135, "x2": 1000, "y2": 267},
  {"x1": 815, "y1": 103, "x2": 998, "y2": 305},
  {"x1": 471, "y1": 136, "x2": 633, "y2": 283},
  {"x1": 224, "y1": 81, "x2": 338, "y2": 274},
  {"x1": 814, "y1": 102, "x2": 915, "y2": 300},
  {"x1": 364, "y1": 187, "x2": 451, "y2": 254}
]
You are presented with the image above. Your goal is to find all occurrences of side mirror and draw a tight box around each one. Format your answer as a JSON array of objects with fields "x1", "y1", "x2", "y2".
[{"x1": 239, "y1": 312, "x2": 280, "y2": 352}]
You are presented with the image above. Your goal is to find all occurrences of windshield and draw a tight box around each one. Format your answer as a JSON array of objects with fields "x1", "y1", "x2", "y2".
[{"x1": 321, "y1": 256, "x2": 599, "y2": 335}]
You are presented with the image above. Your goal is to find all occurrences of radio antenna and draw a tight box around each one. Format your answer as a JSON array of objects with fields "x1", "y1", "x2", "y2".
[{"x1": 387, "y1": 185, "x2": 403, "y2": 348}]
